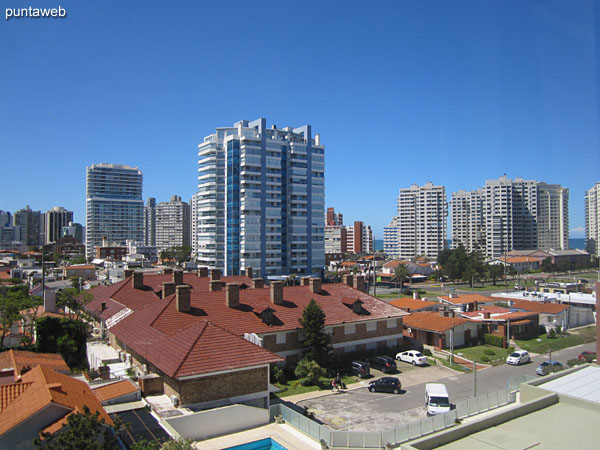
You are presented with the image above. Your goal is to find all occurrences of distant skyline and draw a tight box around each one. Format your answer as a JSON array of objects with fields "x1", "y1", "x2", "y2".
[{"x1": 1, "y1": 1, "x2": 598, "y2": 239}]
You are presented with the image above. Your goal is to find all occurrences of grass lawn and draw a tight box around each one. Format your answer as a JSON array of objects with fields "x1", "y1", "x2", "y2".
[
  {"x1": 515, "y1": 326, "x2": 596, "y2": 354},
  {"x1": 376, "y1": 292, "x2": 404, "y2": 299},
  {"x1": 429, "y1": 355, "x2": 471, "y2": 373},
  {"x1": 274, "y1": 375, "x2": 357, "y2": 398},
  {"x1": 457, "y1": 345, "x2": 511, "y2": 365}
]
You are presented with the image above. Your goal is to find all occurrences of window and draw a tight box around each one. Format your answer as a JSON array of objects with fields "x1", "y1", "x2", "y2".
[
  {"x1": 387, "y1": 319, "x2": 397, "y2": 329},
  {"x1": 276, "y1": 332, "x2": 286, "y2": 344},
  {"x1": 345, "y1": 345, "x2": 356, "y2": 353},
  {"x1": 366, "y1": 321, "x2": 377, "y2": 332},
  {"x1": 344, "y1": 324, "x2": 356, "y2": 335}
]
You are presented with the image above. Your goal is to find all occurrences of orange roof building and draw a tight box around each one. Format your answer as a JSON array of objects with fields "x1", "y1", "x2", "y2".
[
  {"x1": 389, "y1": 298, "x2": 439, "y2": 312},
  {"x1": 92, "y1": 379, "x2": 140, "y2": 405},
  {"x1": 0, "y1": 366, "x2": 112, "y2": 448},
  {"x1": 402, "y1": 312, "x2": 480, "y2": 350},
  {"x1": 0, "y1": 350, "x2": 70, "y2": 385}
]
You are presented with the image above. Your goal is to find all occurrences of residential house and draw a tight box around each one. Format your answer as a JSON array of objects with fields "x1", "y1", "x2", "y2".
[
  {"x1": 460, "y1": 307, "x2": 540, "y2": 346},
  {"x1": 0, "y1": 366, "x2": 113, "y2": 449},
  {"x1": 509, "y1": 299, "x2": 586, "y2": 331},
  {"x1": 63, "y1": 265, "x2": 97, "y2": 281},
  {"x1": 488, "y1": 256, "x2": 540, "y2": 273},
  {"x1": 437, "y1": 293, "x2": 495, "y2": 312},
  {"x1": 388, "y1": 298, "x2": 440, "y2": 313},
  {"x1": 0, "y1": 350, "x2": 70, "y2": 385},
  {"x1": 92, "y1": 379, "x2": 141, "y2": 406},
  {"x1": 402, "y1": 311, "x2": 479, "y2": 350}
]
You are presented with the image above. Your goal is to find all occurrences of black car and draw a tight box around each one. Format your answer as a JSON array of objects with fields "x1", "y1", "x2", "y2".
[
  {"x1": 368, "y1": 355, "x2": 397, "y2": 373},
  {"x1": 351, "y1": 360, "x2": 371, "y2": 378},
  {"x1": 368, "y1": 377, "x2": 402, "y2": 394}
]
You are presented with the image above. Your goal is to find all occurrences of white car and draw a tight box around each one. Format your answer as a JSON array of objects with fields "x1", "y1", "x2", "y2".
[
  {"x1": 396, "y1": 350, "x2": 428, "y2": 366},
  {"x1": 506, "y1": 350, "x2": 530, "y2": 365}
]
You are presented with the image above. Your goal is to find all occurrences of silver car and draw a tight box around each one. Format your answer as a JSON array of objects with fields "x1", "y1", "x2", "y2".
[
  {"x1": 506, "y1": 350, "x2": 530, "y2": 365},
  {"x1": 396, "y1": 350, "x2": 428, "y2": 366}
]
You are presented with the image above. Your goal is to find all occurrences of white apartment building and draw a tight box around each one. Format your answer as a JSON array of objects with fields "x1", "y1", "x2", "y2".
[
  {"x1": 346, "y1": 222, "x2": 373, "y2": 254},
  {"x1": 195, "y1": 118, "x2": 325, "y2": 277},
  {"x1": 155, "y1": 195, "x2": 190, "y2": 253},
  {"x1": 585, "y1": 182, "x2": 600, "y2": 257},
  {"x1": 384, "y1": 182, "x2": 447, "y2": 260},
  {"x1": 143, "y1": 197, "x2": 156, "y2": 246},
  {"x1": 190, "y1": 192, "x2": 199, "y2": 259},
  {"x1": 451, "y1": 177, "x2": 569, "y2": 259},
  {"x1": 85, "y1": 163, "x2": 144, "y2": 260}
]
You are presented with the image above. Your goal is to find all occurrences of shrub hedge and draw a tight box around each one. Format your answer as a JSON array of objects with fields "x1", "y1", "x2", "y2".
[{"x1": 484, "y1": 333, "x2": 504, "y2": 348}]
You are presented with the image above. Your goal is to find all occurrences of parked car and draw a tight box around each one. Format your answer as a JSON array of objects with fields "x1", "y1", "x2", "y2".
[
  {"x1": 367, "y1": 356, "x2": 397, "y2": 373},
  {"x1": 506, "y1": 350, "x2": 530, "y2": 365},
  {"x1": 351, "y1": 360, "x2": 371, "y2": 378},
  {"x1": 368, "y1": 377, "x2": 402, "y2": 394},
  {"x1": 536, "y1": 360, "x2": 563, "y2": 376},
  {"x1": 396, "y1": 350, "x2": 428, "y2": 366},
  {"x1": 578, "y1": 351, "x2": 596, "y2": 362}
]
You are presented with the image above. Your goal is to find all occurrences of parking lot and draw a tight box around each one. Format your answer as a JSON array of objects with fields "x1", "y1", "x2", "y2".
[{"x1": 296, "y1": 361, "x2": 453, "y2": 431}]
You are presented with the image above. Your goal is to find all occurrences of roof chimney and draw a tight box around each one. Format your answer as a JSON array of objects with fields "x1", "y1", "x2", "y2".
[
  {"x1": 176, "y1": 285, "x2": 191, "y2": 313},
  {"x1": 353, "y1": 275, "x2": 366, "y2": 293},
  {"x1": 310, "y1": 278, "x2": 321, "y2": 294},
  {"x1": 226, "y1": 283, "x2": 240, "y2": 308},
  {"x1": 173, "y1": 269, "x2": 184, "y2": 286},
  {"x1": 343, "y1": 274, "x2": 354, "y2": 287},
  {"x1": 209, "y1": 280, "x2": 223, "y2": 292},
  {"x1": 162, "y1": 281, "x2": 176, "y2": 298},
  {"x1": 483, "y1": 312, "x2": 491, "y2": 319},
  {"x1": 301, "y1": 276, "x2": 311, "y2": 286},
  {"x1": 124, "y1": 269, "x2": 134, "y2": 279},
  {"x1": 210, "y1": 269, "x2": 221, "y2": 281},
  {"x1": 132, "y1": 271, "x2": 144, "y2": 289},
  {"x1": 197, "y1": 267, "x2": 209, "y2": 278},
  {"x1": 245, "y1": 267, "x2": 253, "y2": 279},
  {"x1": 252, "y1": 278, "x2": 264, "y2": 289},
  {"x1": 101, "y1": 302, "x2": 106, "y2": 312},
  {"x1": 164, "y1": 268, "x2": 173, "y2": 275},
  {"x1": 271, "y1": 281, "x2": 283, "y2": 305}
]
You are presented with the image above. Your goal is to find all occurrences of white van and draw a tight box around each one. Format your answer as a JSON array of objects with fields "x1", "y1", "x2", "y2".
[{"x1": 425, "y1": 383, "x2": 450, "y2": 416}]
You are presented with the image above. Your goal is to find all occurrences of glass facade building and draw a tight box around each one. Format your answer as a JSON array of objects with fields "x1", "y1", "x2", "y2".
[
  {"x1": 195, "y1": 118, "x2": 325, "y2": 277},
  {"x1": 85, "y1": 163, "x2": 144, "y2": 260}
]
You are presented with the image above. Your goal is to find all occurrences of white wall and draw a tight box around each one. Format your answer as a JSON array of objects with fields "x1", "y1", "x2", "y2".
[{"x1": 163, "y1": 404, "x2": 269, "y2": 441}]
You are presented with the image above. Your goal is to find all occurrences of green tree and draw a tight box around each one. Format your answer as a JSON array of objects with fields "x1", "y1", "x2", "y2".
[
  {"x1": 294, "y1": 359, "x2": 326, "y2": 386},
  {"x1": 541, "y1": 257, "x2": 553, "y2": 274},
  {"x1": 298, "y1": 299, "x2": 332, "y2": 367},
  {"x1": 445, "y1": 245, "x2": 468, "y2": 283},
  {"x1": 486, "y1": 264, "x2": 504, "y2": 286},
  {"x1": 36, "y1": 317, "x2": 88, "y2": 369},
  {"x1": 462, "y1": 251, "x2": 485, "y2": 287},
  {"x1": 160, "y1": 439, "x2": 195, "y2": 450},
  {"x1": 130, "y1": 441, "x2": 161, "y2": 450},
  {"x1": 35, "y1": 405, "x2": 119, "y2": 449},
  {"x1": 392, "y1": 263, "x2": 410, "y2": 291},
  {"x1": 0, "y1": 285, "x2": 35, "y2": 351}
]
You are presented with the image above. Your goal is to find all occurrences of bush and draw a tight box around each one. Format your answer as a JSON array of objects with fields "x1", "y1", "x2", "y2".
[
  {"x1": 271, "y1": 365, "x2": 286, "y2": 384},
  {"x1": 567, "y1": 358, "x2": 584, "y2": 368},
  {"x1": 483, "y1": 348, "x2": 495, "y2": 356},
  {"x1": 484, "y1": 334, "x2": 504, "y2": 348},
  {"x1": 422, "y1": 348, "x2": 433, "y2": 356},
  {"x1": 555, "y1": 325, "x2": 562, "y2": 335},
  {"x1": 481, "y1": 355, "x2": 490, "y2": 362},
  {"x1": 548, "y1": 329, "x2": 556, "y2": 338},
  {"x1": 294, "y1": 359, "x2": 326, "y2": 386}
]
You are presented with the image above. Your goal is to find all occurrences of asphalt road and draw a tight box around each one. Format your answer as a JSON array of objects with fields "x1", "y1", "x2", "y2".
[{"x1": 298, "y1": 342, "x2": 596, "y2": 431}]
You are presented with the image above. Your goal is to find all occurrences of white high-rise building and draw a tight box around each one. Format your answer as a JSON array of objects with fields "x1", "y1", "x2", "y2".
[
  {"x1": 384, "y1": 183, "x2": 447, "y2": 260},
  {"x1": 155, "y1": 195, "x2": 190, "y2": 253},
  {"x1": 585, "y1": 182, "x2": 600, "y2": 257},
  {"x1": 143, "y1": 197, "x2": 156, "y2": 246},
  {"x1": 195, "y1": 118, "x2": 325, "y2": 277},
  {"x1": 451, "y1": 177, "x2": 569, "y2": 259},
  {"x1": 190, "y1": 193, "x2": 199, "y2": 260},
  {"x1": 85, "y1": 164, "x2": 143, "y2": 260}
]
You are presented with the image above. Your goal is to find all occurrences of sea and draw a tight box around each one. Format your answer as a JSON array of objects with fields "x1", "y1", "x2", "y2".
[{"x1": 373, "y1": 238, "x2": 587, "y2": 252}]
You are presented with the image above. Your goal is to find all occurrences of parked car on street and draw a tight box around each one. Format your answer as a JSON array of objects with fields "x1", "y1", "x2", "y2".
[
  {"x1": 578, "y1": 351, "x2": 596, "y2": 362},
  {"x1": 351, "y1": 360, "x2": 371, "y2": 378},
  {"x1": 368, "y1": 377, "x2": 402, "y2": 394},
  {"x1": 506, "y1": 350, "x2": 530, "y2": 365},
  {"x1": 367, "y1": 356, "x2": 397, "y2": 373},
  {"x1": 396, "y1": 350, "x2": 428, "y2": 366},
  {"x1": 536, "y1": 360, "x2": 563, "y2": 376}
]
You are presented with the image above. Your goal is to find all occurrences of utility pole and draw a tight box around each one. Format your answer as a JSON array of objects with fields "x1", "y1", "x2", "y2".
[{"x1": 473, "y1": 356, "x2": 477, "y2": 397}]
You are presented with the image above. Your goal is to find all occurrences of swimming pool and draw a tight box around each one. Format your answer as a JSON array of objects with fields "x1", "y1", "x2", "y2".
[{"x1": 222, "y1": 437, "x2": 289, "y2": 450}]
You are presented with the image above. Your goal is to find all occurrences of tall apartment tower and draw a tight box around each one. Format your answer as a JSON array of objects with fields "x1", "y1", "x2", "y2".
[
  {"x1": 585, "y1": 182, "x2": 600, "y2": 257},
  {"x1": 384, "y1": 183, "x2": 447, "y2": 260},
  {"x1": 44, "y1": 207, "x2": 74, "y2": 244},
  {"x1": 451, "y1": 189, "x2": 485, "y2": 252},
  {"x1": 155, "y1": 195, "x2": 190, "y2": 253},
  {"x1": 190, "y1": 193, "x2": 199, "y2": 259},
  {"x1": 195, "y1": 118, "x2": 325, "y2": 277},
  {"x1": 451, "y1": 177, "x2": 569, "y2": 259},
  {"x1": 144, "y1": 197, "x2": 156, "y2": 246},
  {"x1": 13, "y1": 206, "x2": 42, "y2": 246},
  {"x1": 346, "y1": 221, "x2": 373, "y2": 253},
  {"x1": 537, "y1": 183, "x2": 569, "y2": 251},
  {"x1": 85, "y1": 163, "x2": 144, "y2": 260}
]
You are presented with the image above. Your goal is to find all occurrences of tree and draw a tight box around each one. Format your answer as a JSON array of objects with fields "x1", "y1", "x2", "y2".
[
  {"x1": 541, "y1": 257, "x2": 553, "y2": 274},
  {"x1": 487, "y1": 264, "x2": 504, "y2": 286},
  {"x1": 462, "y1": 251, "x2": 485, "y2": 287},
  {"x1": 0, "y1": 285, "x2": 35, "y2": 351},
  {"x1": 445, "y1": 245, "x2": 468, "y2": 283},
  {"x1": 392, "y1": 263, "x2": 410, "y2": 291},
  {"x1": 36, "y1": 317, "x2": 88, "y2": 369},
  {"x1": 294, "y1": 359, "x2": 326, "y2": 386},
  {"x1": 298, "y1": 299, "x2": 332, "y2": 367},
  {"x1": 437, "y1": 248, "x2": 453, "y2": 267},
  {"x1": 160, "y1": 439, "x2": 195, "y2": 450},
  {"x1": 35, "y1": 405, "x2": 120, "y2": 449}
]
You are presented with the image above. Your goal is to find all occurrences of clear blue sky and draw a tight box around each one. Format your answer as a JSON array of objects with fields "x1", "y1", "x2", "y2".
[{"x1": 1, "y1": 0, "x2": 598, "y2": 239}]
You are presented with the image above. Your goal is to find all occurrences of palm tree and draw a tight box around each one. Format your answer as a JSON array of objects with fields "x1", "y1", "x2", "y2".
[{"x1": 393, "y1": 263, "x2": 410, "y2": 293}]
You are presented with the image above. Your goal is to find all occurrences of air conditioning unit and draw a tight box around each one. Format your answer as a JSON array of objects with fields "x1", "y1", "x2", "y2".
[
  {"x1": 119, "y1": 351, "x2": 125, "y2": 361},
  {"x1": 142, "y1": 364, "x2": 148, "y2": 374},
  {"x1": 125, "y1": 354, "x2": 131, "y2": 364},
  {"x1": 170, "y1": 395, "x2": 179, "y2": 406}
]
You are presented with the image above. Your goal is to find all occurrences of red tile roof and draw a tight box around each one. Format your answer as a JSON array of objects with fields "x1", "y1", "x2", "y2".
[
  {"x1": 0, "y1": 350, "x2": 70, "y2": 380},
  {"x1": 382, "y1": 260, "x2": 411, "y2": 269},
  {"x1": 0, "y1": 366, "x2": 112, "y2": 435},
  {"x1": 403, "y1": 312, "x2": 471, "y2": 333},
  {"x1": 511, "y1": 300, "x2": 570, "y2": 314},
  {"x1": 389, "y1": 298, "x2": 438, "y2": 311},
  {"x1": 92, "y1": 379, "x2": 138, "y2": 403},
  {"x1": 438, "y1": 294, "x2": 491, "y2": 305}
]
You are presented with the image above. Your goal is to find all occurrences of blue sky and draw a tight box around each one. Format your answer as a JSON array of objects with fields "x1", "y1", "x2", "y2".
[{"x1": 1, "y1": 0, "x2": 598, "y2": 238}]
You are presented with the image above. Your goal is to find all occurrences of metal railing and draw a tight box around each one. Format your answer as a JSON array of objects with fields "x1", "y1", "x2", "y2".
[{"x1": 270, "y1": 376, "x2": 532, "y2": 449}]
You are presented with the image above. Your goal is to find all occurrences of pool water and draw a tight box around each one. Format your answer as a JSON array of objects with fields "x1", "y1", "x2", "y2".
[{"x1": 222, "y1": 438, "x2": 288, "y2": 450}]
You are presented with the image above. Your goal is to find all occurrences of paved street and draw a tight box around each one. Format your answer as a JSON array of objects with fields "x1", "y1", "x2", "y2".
[{"x1": 297, "y1": 342, "x2": 596, "y2": 431}]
